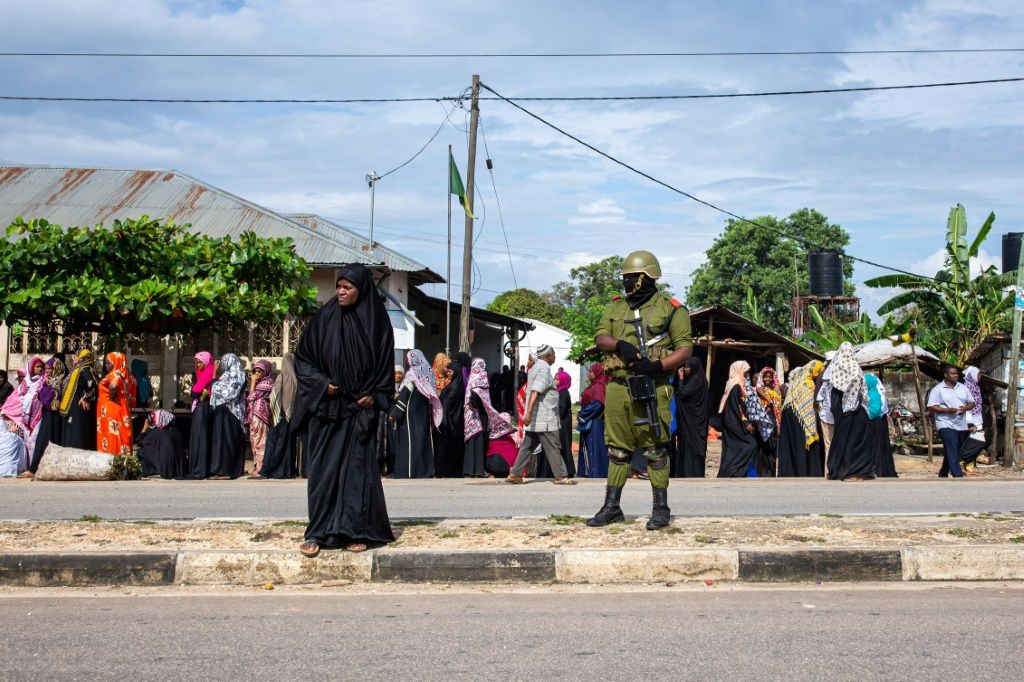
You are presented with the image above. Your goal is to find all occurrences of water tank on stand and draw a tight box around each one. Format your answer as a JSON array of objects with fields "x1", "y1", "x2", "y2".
[
  {"x1": 1002, "y1": 232, "x2": 1023, "y2": 273},
  {"x1": 807, "y1": 249, "x2": 844, "y2": 296}
]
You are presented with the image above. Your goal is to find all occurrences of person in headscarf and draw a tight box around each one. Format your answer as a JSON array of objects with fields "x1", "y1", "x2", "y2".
[
  {"x1": 389, "y1": 349, "x2": 442, "y2": 478},
  {"x1": 0, "y1": 370, "x2": 13, "y2": 409},
  {"x1": 673, "y1": 356, "x2": 709, "y2": 478},
  {"x1": 437, "y1": 352, "x2": 471, "y2": 477},
  {"x1": 432, "y1": 352, "x2": 452, "y2": 395},
  {"x1": 208, "y1": 352, "x2": 247, "y2": 479},
  {"x1": 484, "y1": 410, "x2": 518, "y2": 478},
  {"x1": 958, "y1": 366, "x2": 987, "y2": 473},
  {"x1": 259, "y1": 353, "x2": 300, "y2": 479},
  {"x1": 60, "y1": 349, "x2": 99, "y2": 450},
  {"x1": 865, "y1": 372, "x2": 897, "y2": 478},
  {"x1": 744, "y1": 370, "x2": 777, "y2": 477},
  {"x1": 27, "y1": 357, "x2": 67, "y2": 475},
  {"x1": 756, "y1": 368, "x2": 783, "y2": 430},
  {"x1": 130, "y1": 359, "x2": 154, "y2": 408},
  {"x1": 292, "y1": 264, "x2": 395, "y2": 557},
  {"x1": 556, "y1": 370, "x2": 576, "y2": 477},
  {"x1": 0, "y1": 409, "x2": 28, "y2": 477},
  {"x1": 96, "y1": 352, "x2": 133, "y2": 457},
  {"x1": 826, "y1": 342, "x2": 876, "y2": 481},
  {"x1": 577, "y1": 363, "x2": 610, "y2": 478},
  {"x1": 463, "y1": 357, "x2": 498, "y2": 477},
  {"x1": 137, "y1": 409, "x2": 186, "y2": 479},
  {"x1": 717, "y1": 360, "x2": 760, "y2": 477},
  {"x1": 777, "y1": 360, "x2": 825, "y2": 477},
  {"x1": 394, "y1": 366, "x2": 405, "y2": 396},
  {"x1": 245, "y1": 359, "x2": 274, "y2": 478},
  {"x1": 186, "y1": 351, "x2": 216, "y2": 479}
]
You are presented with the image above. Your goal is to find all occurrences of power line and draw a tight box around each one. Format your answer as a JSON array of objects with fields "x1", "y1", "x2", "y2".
[
  {"x1": 3, "y1": 76, "x2": 1021, "y2": 105},
  {"x1": 480, "y1": 80, "x2": 937, "y2": 282},
  {"x1": 378, "y1": 99, "x2": 461, "y2": 180},
  {"x1": 3, "y1": 48, "x2": 1023, "y2": 58},
  {"x1": 479, "y1": 114, "x2": 519, "y2": 290}
]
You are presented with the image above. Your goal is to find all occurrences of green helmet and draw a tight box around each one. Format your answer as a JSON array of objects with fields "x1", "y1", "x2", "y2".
[{"x1": 621, "y1": 250, "x2": 662, "y2": 279}]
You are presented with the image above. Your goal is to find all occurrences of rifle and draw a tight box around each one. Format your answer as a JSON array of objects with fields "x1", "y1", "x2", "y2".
[{"x1": 624, "y1": 312, "x2": 663, "y2": 441}]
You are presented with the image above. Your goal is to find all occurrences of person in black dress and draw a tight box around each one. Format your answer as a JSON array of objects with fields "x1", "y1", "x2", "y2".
[
  {"x1": 29, "y1": 357, "x2": 67, "y2": 474},
  {"x1": 462, "y1": 357, "x2": 495, "y2": 477},
  {"x1": 0, "y1": 370, "x2": 12, "y2": 409},
  {"x1": 437, "y1": 353, "x2": 470, "y2": 477},
  {"x1": 259, "y1": 352, "x2": 300, "y2": 479},
  {"x1": 294, "y1": 264, "x2": 395, "y2": 556},
  {"x1": 717, "y1": 360, "x2": 760, "y2": 478},
  {"x1": 208, "y1": 352, "x2": 247, "y2": 480},
  {"x1": 673, "y1": 356, "x2": 709, "y2": 477},
  {"x1": 59, "y1": 350, "x2": 98, "y2": 450},
  {"x1": 826, "y1": 343, "x2": 876, "y2": 481},
  {"x1": 186, "y1": 351, "x2": 216, "y2": 479},
  {"x1": 138, "y1": 410, "x2": 187, "y2": 479},
  {"x1": 777, "y1": 360, "x2": 826, "y2": 477},
  {"x1": 389, "y1": 349, "x2": 442, "y2": 478},
  {"x1": 865, "y1": 372, "x2": 898, "y2": 478}
]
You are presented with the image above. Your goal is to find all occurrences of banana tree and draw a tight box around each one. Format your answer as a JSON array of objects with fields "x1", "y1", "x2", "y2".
[{"x1": 800, "y1": 304, "x2": 907, "y2": 351}]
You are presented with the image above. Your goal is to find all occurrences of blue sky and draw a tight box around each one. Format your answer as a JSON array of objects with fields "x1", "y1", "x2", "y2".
[{"x1": 1, "y1": 0, "x2": 1022, "y2": 317}]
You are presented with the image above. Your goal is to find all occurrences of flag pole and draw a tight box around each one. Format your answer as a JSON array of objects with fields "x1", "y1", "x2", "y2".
[{"x1": 446, "y1": 144, "x2": 453, "y2": 358}]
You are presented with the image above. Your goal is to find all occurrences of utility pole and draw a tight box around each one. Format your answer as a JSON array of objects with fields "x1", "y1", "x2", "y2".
[
  {"x1": 1003, "y1": 246, "x2": 1024, "y2": 468},
  {"x1": 366, "y1": 171, "x2": 379, "y2": 253},
  {"x1": 446, "y1": 145, "x2": 453, "y2": 357},
  {"x1": 459, "y1": 74, "x2": 481, "y2": 354}
]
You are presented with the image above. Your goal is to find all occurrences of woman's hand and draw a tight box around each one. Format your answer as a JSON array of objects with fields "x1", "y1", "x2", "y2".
[
  {"x1": 746, "y1": 423, "x2": 755, "y2": 434},
  {"x1": 200, "y1": 389, "x2": 209, "y2": 401},
  {"x1": 326, "y1": 384, "x2": 340, "y2": 396},
  {"x1": 356, "y1": 395, "x2": 374, "y2": 409}
]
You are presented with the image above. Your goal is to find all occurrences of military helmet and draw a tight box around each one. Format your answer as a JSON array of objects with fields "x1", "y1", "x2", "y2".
[{"x1": 621, "y1": 250, "x2": 662, "y2": 279}]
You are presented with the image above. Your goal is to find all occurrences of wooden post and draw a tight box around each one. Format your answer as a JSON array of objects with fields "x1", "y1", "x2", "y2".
[
  {"x1": 1003, "y1": 245, "x2": 1024, "y2": 467},
  {"x1": 908, "y1": 340, "x2": 932, "y2": 463},
  {"x1": 458, "y1": 75, "x2": 481, "y2": 353},
  {"x1": 705, "y1": 314, "x2": 715, "y2": 382}
]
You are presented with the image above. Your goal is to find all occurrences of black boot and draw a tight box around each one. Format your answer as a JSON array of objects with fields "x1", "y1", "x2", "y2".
[
  {"x1": 646, "y1": 487, "x2": 671, "y2": 530},
  {"x1": 586, "y1": 486, "x2": 625, "y2": 527}
]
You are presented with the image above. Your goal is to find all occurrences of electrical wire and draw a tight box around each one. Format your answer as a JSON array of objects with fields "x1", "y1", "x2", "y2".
[
  {"x1": 3, "y1": 48, "x2": 1023, "y2": 58},
  {"x1": 479, "y1": 114, "x2": 519, "y2": 290},
  {"x1": 480, "y1": 80, "x2": 937, "y2": 281},
  {"x1": 377, "y1": 100, "x2": 460, "y2": 180},
  {"x1": 3, "y1": 76, "x2": 1020, "y2": 105}
]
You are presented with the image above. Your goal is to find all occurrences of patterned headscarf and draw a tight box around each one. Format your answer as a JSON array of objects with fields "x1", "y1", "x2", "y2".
[
  {"x1": 829, "y1": 342, "x2": 866, "y2": 413},
  {"x1": 147, "y1": 409, "x2": 175, "y2": 429},
  {"x1": 211, "y1": 353, "x2": 247, "y2": 426},
  {"x1": 488, "y1": 411, "x2": 516, "y2": 441},
  {"x1": 963, "y1": 366, "x2": 983, "y2": 426},
  {"x1": 782, "y1": 361, "x2": 820, "y2": 446},
  {"x1": 432, "y1": 352, "x2": 451, "y2": 394},
  {"x1": 44, "y1": 357, "x2": 67, "y2": 411},
  {"x1": 745, "y1": 376, "x2": 776, "y2": 441},
  {"x1": 246, "y1": 359, "x2": 275, "y2": 427},
  {"x1": 719, "y1": 360, "x2": 750, "y2": 413},
  {"x1": 757, "y1": 367, "x2": 783, "y2": 428},
  {"x1": 403, "y1": 350, "x2": 443, "y2": 428},
  {"x1": 464, "y1": 357, "x2": 493, "y2": 441},
  {"x1": 60, "y1": 350, "x2": 97, "y2": 416}
]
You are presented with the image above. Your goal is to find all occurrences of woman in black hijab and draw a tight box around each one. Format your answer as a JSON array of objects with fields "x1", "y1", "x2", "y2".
[
  {"x1": 673, "y1": 356, "x2": 709, "y2": 477},
  {"x1": 437, "y1": 352, "x2": 471, "y2": 477},
  {"x1": 293, "y1": 264, "x2": 395, "y2": 556}
]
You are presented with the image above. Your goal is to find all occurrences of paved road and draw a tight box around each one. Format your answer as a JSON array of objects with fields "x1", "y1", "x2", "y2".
[
  {"x1": 2, "y1": 586, "x2": 1022, "y2": 679},
  {"x1": 1, "y1": 478, "x2": 1022, "y2": 520}
]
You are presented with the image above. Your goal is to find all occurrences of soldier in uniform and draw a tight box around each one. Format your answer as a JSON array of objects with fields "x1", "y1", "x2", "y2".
[{"x1": 587, "y1": 250, "x2": 693, "y2": 530}]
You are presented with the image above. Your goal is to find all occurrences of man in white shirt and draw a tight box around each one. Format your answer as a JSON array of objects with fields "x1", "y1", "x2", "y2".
[
  {"x1": 926, "y1": 365, "x2": 977, "y2": 478},
  {"x1": 507, "y1": 345, "x2": 575, "y2": 485}
]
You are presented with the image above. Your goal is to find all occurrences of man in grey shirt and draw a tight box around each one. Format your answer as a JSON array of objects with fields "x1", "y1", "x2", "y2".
[
  {"x1": 507, "y1": 345, "x2": 576, "y2": 484},
  {"x1": 927, "y1": 364, "x2": 977, "y2": 478}
]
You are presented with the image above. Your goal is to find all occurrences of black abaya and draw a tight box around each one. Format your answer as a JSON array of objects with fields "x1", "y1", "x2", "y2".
[
  {"x1": 462, "y1": 392, "x2": 488, "y2": 477},
  {"x1": 827, "y1": 387, "x2": 875, "y2": 480},
  {"x1": 292, "y1": 263, "x2": 395, "y2": 547},
  {"x1": 437, "y1": 354, "x2": 469, "y2": 477},
  {"x1": 717, "y1": 385, "x2": 759, "y2": 478},
  {"x1": 390, "y1": 385, "x2": 436, "y2": 478},
  {"x1": 871, "y1": 415, "x2": 898, "y2": 478},
  {"x1": 674, "y1": 359, "x2": 709, "y2": 478},
  {"x1": 61, "y1": 370, "x2": 97, "y2": 451},
  {"x1": 187, "y1": 390, "x2": 213, "y2": 479},
  {"x1": 30, "y1": 406, "x2": 64, "y2": 473},
  {"x1": 209, "y1": 405, "x2": 245, "y2": 479},
  {"x1": 138, "y1": 427, "x2": 187, "y2": 479},
  {"x1": 259, "y1": 405, "x2": 298, "y2": 479},
  {"x1": 777, "y1": 406, "x2": 824, "y2": 477}
]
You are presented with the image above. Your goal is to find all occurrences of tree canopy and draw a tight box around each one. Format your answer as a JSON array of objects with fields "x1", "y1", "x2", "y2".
[
  {"x1": 486, "y1": 288, "x2": 565, "y2": 327},
  {"x1": 686, "y1": 208, "x2": 853, "y2": 334},
  {"x1": 0, "y1": 216, "x2": 319, "y2": 336}
]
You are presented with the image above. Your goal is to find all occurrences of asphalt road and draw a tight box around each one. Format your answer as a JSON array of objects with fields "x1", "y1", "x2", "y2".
[
  {"x1": 1, "y1": 478, "x2": 1022, "y2": 520},
  {"x1": 2, "y1": 586, "x2": 1022, "y2": 680}
]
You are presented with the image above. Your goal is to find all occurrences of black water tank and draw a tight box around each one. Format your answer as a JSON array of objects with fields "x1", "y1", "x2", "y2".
[
  {"x1": 808, "y1": 249, "x2": 843, "y2": 296},
  {"x1": 1002, "y1": 232, "x2": 1023, "y2": 273}
]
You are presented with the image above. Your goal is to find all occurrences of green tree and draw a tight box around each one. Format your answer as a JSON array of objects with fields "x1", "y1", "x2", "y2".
[
  {"x1": 864, "y1": 204, "x2": 1013, "y2": 365},
  {"x1": 799, "y1": 305, "x2": 907, "y2": 351},
  {"x1": 0, "y1": 216, "x2": 318, "y2": 336},
  {"x1": 549, "y1": 256, "x2": 625, "y2": 308},
  {"x1": 486, "y1": 288, "x2": 566, "y2": 327},
  {"x1": 686, "y1": 208, "x2": 853, "y2": 334}
]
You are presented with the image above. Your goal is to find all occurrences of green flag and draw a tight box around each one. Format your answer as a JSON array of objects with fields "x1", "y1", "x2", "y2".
[{"x1": 449, "y1": 150, "x2": 475, "y2": 219}]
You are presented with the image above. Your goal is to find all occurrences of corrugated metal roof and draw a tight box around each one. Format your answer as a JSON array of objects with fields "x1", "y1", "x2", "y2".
[
  {"x1": 0, "y1": 165, "x2": 380, "y2": 267},
  {"x1": 286, "y1": 213, "x2": 444, "y2": 284}
]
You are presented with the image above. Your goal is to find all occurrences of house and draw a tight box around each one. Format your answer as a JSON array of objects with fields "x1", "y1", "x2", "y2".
[
  {"x1": 520, "y1": 318, "x2": 582, "y2": 403},
  {"x1": 0, "y1": 165, "x2": 529, "y2": 405}
]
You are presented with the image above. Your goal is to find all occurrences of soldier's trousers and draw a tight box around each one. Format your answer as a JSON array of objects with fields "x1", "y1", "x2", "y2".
[{"x1": 604, "y1": 380, "x2": 674, "y2": 490}]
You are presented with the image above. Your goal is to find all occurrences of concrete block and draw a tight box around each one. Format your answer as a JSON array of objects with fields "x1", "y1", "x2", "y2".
[
  {"x1": 555, "y1": 549, "x2": 739, "y2": 583},
  {"x1": 373, "y1": 550, "x2": 555, "y2": 583},
  {"x1": 904, "y1": 546, "x2": 1024, "y2": 581},
  {"x1": 0, "y1": 552, "x2": 175, "y2": 587},
  {"x1": 739, "y1": 548, "x2": 903, "y2": 582},
  {"x1": 176, "y1": 551, "x2": 253, "y2": 585}
]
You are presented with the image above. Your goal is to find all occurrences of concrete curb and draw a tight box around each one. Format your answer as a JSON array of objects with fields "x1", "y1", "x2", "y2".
[{"x1": 1, "y1": 546, "x2": 1023, "y2": 586}]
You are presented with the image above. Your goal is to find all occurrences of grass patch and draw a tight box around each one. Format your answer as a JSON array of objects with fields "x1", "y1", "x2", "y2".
[
  {"x1": 606, "y1": 527, "x2": 624, "y2": 535},
  {"x1": 249, "y1": 530, "x2": 281, "y2": 543},
  {"x1": 1009, "y1": 536, "x2": 1024, "y2": 544},
  {"x1": 947, "y1": 528, "x2": 981, "y2": 539},
  {"x1": 548, "y1": 514, "x2": 586, "y2": 526},
  {"x1": 77, "y1": 514, "x2": 103, "y2": 523},
  {"x1": 820, "y1": 513, "x2": 843, "y2": 519},
  {"x1": 693, "y1": 534, "x2": 713, "y2": 544},
  {"x1": 393, "y1": 519, "x2": 438, "y2": 527},
  {"x1": 474, "y1": 527, "x2": 495, "y2": 535},
  {"x1": 662, "y1": 526, "x2": 684, "y2": 535},
  {"x1": 210, "y1": 520, "x2": 252, "y2": 525},
  {"x1": 272, "y1": 520, "x2": 307, "y2": 528},
  {"x1": 438, "y1": 530, "x2": 460, "y2": 539},
  {"x1": 128, "y1": 520, "x2": 157, "y2": 526},
  {"x1": 783, "y1": 533, "x2": 826, "y2": 543},
  {"x1": 948, "y1": 512, "x2": 974, "y2": 518}
]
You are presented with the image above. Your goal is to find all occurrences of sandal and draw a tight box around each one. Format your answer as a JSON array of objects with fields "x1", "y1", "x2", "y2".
[
  {"x1": 344, "y1": 543, "x2": 368, "y2": 553},
  {"x1": 505, "y1": 474, "x2": 525, "y2": 484},
  {"x1": 299, "y1": 540, "x2": 320, "y2": 558},
  {"x1": 16, "y1": 471, "x2": 34, "y2": 479},
  {"x1": 552, "y1": 478, "x2": 577, "y2": 485}
]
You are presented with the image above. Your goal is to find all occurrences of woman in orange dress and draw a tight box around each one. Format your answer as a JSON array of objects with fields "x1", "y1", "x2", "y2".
[{"x1": 97, "y1": 352, "x2": 133, "y2": 456}]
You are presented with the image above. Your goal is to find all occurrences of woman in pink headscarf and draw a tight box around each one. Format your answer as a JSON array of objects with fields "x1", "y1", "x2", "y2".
[
  {"x1": 463, "y1": 357, "x2": 501, "y2": 477},
  {"x1": 6, "y1": 357, "x2": 46, "y2": 470},
  {"x1": 187, "y1": 351, "x2": 217, "y2": 479}
]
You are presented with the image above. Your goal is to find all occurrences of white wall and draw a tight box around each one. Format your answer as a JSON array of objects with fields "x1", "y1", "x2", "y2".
[{"x1": 521, "y1": 318, "x2": 582, "y2": 403}]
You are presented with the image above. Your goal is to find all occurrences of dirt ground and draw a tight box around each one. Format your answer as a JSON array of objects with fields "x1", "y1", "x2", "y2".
[{"x1": 3, "y1": 512, "x2": 1022, "y2": 553}]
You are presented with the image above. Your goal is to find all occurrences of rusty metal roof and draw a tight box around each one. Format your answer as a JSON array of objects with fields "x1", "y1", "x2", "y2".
[
  {"x1": 0, "y1": 165, "x2": 380, "y2": 267},
  {"x1": 286, "y1": 213, "x2": 444, "y2": 284}
]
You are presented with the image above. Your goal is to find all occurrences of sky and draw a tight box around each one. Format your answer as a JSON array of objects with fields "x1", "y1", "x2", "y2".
[{"x1": 1, "y1": 0, "x2": 1022, "y2": 319}]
